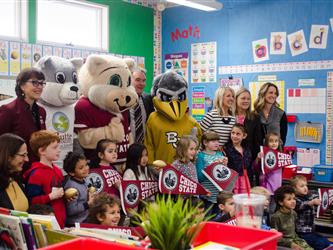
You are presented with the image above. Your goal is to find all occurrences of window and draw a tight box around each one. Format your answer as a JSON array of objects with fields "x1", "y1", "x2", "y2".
[
  {"x1": 37, "y1": 0, "x2": 108, "y2": 51},
  {"x1": 0, "y1": 1, "x2": 27, "y2": 40}
]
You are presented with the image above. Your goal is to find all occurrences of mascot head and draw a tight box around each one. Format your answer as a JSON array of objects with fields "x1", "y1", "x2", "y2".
[
  {"x1": 79, "y1": 55, "x2": 138, "y2": 114},
  {"x1": 37, "y1": 56, "x2": 83, "y2": 106},
  {"x1": 151, "y1": 71, "x2": 188, "y2": 121}
]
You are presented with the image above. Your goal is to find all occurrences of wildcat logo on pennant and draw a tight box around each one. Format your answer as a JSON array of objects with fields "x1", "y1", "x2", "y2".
[
  {"x1": 317, "y1": 188, "x2": 333, "y2": 217},
  {"x1": 87, "y1": 166, "x2": 122, "y2": 194},
  {"x1": 261, "y1": 146, "x2": 292, "y2": 174}
]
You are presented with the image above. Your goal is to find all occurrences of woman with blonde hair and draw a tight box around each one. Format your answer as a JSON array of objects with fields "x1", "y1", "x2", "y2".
[
  {"x1": 253, "y1": 82, "x2": 287, "y2": 145},
  {"x1": 200, "y1": 87, "x2": 236, "y2": 147}
]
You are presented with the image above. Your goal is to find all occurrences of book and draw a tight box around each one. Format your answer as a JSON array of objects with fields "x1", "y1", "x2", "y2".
[
  {"x1": 29, "y1": 214, "x2": 61, "y2": 230},
  {"x1": 0, "y1": 207, "x2": 10, "y2": 215},
  {"x1": 32, "y1": 223, "x2": 48, "y2": 248},
  {"x1": 194, "y1": 241, "x2": 240, "y2": 250},
  {"x1": 20, "y1": 218, "x2": 37, "y2": 250},
  {"x1": 44, "y1": 229, "x2": 78, "y2": 245}
]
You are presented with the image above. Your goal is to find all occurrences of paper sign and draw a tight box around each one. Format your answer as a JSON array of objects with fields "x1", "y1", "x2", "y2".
[
  {"x1": 261, "y1": 146, "x2": 292, "y2": 175},
  {"x1": 32, "y1": 44, "x2": 42, "y2": 64},
  {"x1": 309, "y1": 25, "x2": 328, "y2": 49},
  {"x1": 42, "y1": 45, "x2": 53, "y2": 57},
  {"x1": 257, "y1": 75, "x2": 277, "y2": 82},
  {"x1": 159, "y1": 165, "x2": 209, "y2": 195},
  {"x1": 294, "y1": 122, "x2": 323, "y2": 143},
  {"x1": 287, "y1": 88, "x2": 326, "y2": 114},
  {"x1": 317, "y1": 188, "x2": 333, "y2": 217},
  {"x1": 298, "y1": 79, "x2": 315, "y2": 86},
  {"x1": 252, "y1": 38, "x2": 269, "y2": 63},
  {"x1": 9, "y1": 41, "x2": 20, "y2": 76},
  {"x1": 202, "y1": 162, "x2": 238, "y2": 191},
  {"x1": 270, "y1": 32, "x2": 286, "y2": 55},
  {"x1": 87, "y1": 167, "x2": 122, "y2": 194},
  {"x1": 21, "y1": 43, "x2": 32, "y2": 70},
  {"x1": 326, "y1": 72, "x2": 333, "y2": 164},
  {"x1": 0, "y1": 40, "x2": 9, "y2": 76},
  {"x1": 80, "y1": 223, "x2": 145, "y2": 238},
  {"x1": 165, "y1": 52, "x2": 188, "y2": 82},
  {"x1": 192, "y1": 85, "x2": 205, "y2": 121},
  {"x1": 288, "y1": 30, "x2": 308, "y2": 56},
  {"x1": 220, "y1": 77, "x2": 243, "y2": 92},
  {"x1": 297, "y1": 148, "x2": 320, "y2": 167}
]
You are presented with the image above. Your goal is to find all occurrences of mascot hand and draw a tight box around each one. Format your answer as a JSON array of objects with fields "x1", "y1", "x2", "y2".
[{"x1": 108, "y1": 117, "x2": 125, "y2": 142}]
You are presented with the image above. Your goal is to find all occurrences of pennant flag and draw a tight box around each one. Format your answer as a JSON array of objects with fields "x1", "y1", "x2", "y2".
[
  {"x1": 261, "y1": 146, "x2": 292, "y2": 174},
  {"x1": 79, "y1": 223, "x2": 145, "y2": 238},
  {"x1": 224, "y1": 217, "x2": 237, "y2": 226},
  {"x1": 202, "y1": 162, "x2": 238, "y2": 191},
  {"x1": 317, "y1": 188, "x2": 333, "y2": 217},
  {"x1": 159, "y1": 165, "x2": 209, "y2": 195},
  {"x1": 119, "y1": 180, "x2": 159, "y2": 214},
  {"x1": 87, "y1": 166, "x2": 122, "y2": 194}
]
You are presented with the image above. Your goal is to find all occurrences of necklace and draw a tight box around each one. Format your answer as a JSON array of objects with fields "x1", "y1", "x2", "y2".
[{"x1": 222, "y1": 117, "x2": 231, "y2": 124}]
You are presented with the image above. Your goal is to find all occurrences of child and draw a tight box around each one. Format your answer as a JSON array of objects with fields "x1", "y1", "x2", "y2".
[
  {"x1": 255, "y1": 132, "x2": 283, "y2": 194},
  {"x1": 196, "y1": 130, "x2": 228, "y2": 215},
  {"x1": 88, "y1": 139, "x2": 121, "y2": 196},
  {"x1": 24, "y1": 130, "x2": 65, "y2": 228},
  {"x1": 224, "y1": 124, "x2": 252, "y2": 194},
  {"x1": 63, "y1": 152, "x2": 94, "y2": 225},
  {"x1": 123, "y1": 143, "x2": 155, "y2": 181},
  {"x1": 271, "y1": 185, "x2": 313, "y2": 250},
  {"x1": 212, "y1": 191, "x2": 235, "y2": 223},
  {"x1": 28, "y1": 204, "x2": 54, "y2": 216},
  {"x1": 87, "y1": 192, "x2": 121, "y2": 227},
  {"x1": 172, "y1": 135, "x2": 198, "y2": 182},
  {"x1": 251, "y1": 186, "x2": 272, "y2": 230},
  {"x1": 291, "y1": 175, "x2": 331, "y2": 250}
]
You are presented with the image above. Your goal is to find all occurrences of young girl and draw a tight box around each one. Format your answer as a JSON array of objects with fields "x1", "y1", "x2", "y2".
[
  {"x1": 123, "y1": 143, "x2": 155, "y2": 181},
  {"x1": 255, "y1": 132, "x2": 283, "y2": 194},
  {"x1": 196, "y1": 131, "x2": 228, "y2": 214},
  {"x1": 224, "y1": 124, "x2": 252, "y2": 194},
  {"x1": 87, "y1": 192, "x2": 121, "y2": 227},
  {"x1": 63, "y1": 152, "x2": 94, "y2": 225},
  {"x1": 172, "y1": 135, "x2": 198, "y2": 182},
  {"x1": 88, "y1": 139, "x2": 121, "y2": 197}
]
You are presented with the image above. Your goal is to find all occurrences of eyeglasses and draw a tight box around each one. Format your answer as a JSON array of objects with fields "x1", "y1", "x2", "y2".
[
  {"x1": 27, "y1": 80, "x2": 46, "y2": 87},
  {"x1": 16, "y1": 152, "x2": 28, "y2": 158}
]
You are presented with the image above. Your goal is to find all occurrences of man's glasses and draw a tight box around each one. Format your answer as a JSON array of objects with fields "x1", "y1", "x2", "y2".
[
  {"x1": 16, "y1": 152, "x2": 28, "y2": 158},
  {"x1": 27, "y1": 80, "x2": 46, "y2": 87}
]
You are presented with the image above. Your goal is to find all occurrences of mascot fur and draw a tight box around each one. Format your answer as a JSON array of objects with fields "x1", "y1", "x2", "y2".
[
  {"x1": 36, "y1": 56, "x2": 83, "y2": 168},
  {"x1": 74, "y1": 55, "x2": 138, "y2": 169},
  {"x1": 145, "y1": 70, "x2": 202, "y2": 164}
]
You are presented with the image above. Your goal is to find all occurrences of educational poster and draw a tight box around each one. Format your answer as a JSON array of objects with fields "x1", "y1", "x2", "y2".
[
  {"x1": 21, "y1": 43, "x2": 32, "y2": 70},
  {"x1": 81, "y1": 50, "x2": 91, "y2": 62},
  {"x1": 137, "y1": 56, "x2": 145, "y2": 69},
  {"x1": 191, "y1": 41, "x2": 216, "y2": 83},
  {"x1": 53, "y1": 47, "x2": 63, "y2": 57},
  {"x1": 287, "y1": 88, "x2": 326, "y2": 114},
  {"x1": 42, "y1": 45, "x2": 53, "y2": 57},
  {"x1": 326, "y1": 72, "x2": 333, "y2": 164},
  {"x1": 294, "y1": 122, "x2": 323, "y2": 143},
  {"x1": 0, "y1": 40, "x2": 9, "y2": 76},
  {"x1": 297, "y1": 148, "x2": 320, "y2": 167},
  {"x1": 249, "y1": 81, "x2": 285, "y2": 110},
  {"x1": 309, "y1": 25, "x2": 328, "y2": 49},
  {"x1": 165, "y1": 52, "x2": 188, "y2": 82},
  {"x1": 0, "y1": 79, "x2": 16, "y2": 96},
  {"x1": 9, "y1": 41, "x2": 20, "y2": 76},
  {"x1": 192, "y1": 85, "x2": 205, "y2": 121},
  {"x1": 252, "y1": 38, "x2": 269, "y2": 63},
  {"x1": 270, "y1": 32, "x2": 286, "y2": 55},
  {"x1": 287, "y1": 30, "x2": 308, "y2": 56},
  {"x1": 72, "y1": 49, "x2": 82, "y2": 58},
  {"x1": 220, "y1": 77, "x2": 243, "y2": 92},
  {"x1": 63, "y1": 48, "x2": 72, "y2": 59},
  {"x1": 32, "y1": 44, "x2": 42, "y2": 64},
  {"x1": 153, "y1": 9, "x2": 162, "y2": 76}
]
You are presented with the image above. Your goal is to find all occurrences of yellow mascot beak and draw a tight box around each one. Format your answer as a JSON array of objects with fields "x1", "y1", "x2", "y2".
[{"x1": 153, "y1": 97, "x2": 188, "y2": 121}]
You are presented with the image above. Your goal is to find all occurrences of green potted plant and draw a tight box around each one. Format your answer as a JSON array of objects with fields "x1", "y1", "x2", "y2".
[{"x1": 134, "y1": 195, "x2": 210, "y2": 250}]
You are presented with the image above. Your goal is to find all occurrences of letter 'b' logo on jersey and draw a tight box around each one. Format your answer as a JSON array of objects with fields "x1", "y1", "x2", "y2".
[{"x1": 165, "y1": 132, "x2": 179, "y2": 148}]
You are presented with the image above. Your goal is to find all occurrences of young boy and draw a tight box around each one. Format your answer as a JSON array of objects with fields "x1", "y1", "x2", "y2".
[
  {"x1": 24, "y1": 130, "x2": 65, "y2": 228},
  {"x1": 212, "y1": 191, "x2": 235, "y2": 223},
  {"x1": 251, "y1": 186, "x2": 272, "y2": 230},
  {"x1": 271, "y1": 185, "x2": 313, "y2": 250},
  {"x1": 28, "y1": 204, "x2": 54, "y2": 216},
  {"x1": 291, "y1": 175, "x2": 331, "y2": 250}
]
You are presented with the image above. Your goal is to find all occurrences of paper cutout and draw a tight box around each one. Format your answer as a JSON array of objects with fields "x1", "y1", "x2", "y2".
[
  {"x1": 270, "y1": 32, "x2": 286, "y2": 55},
  {"x1": 220, "y1": 77, "x2": 243, "y2": 93},
  {"x1": 295, "y1": 122, "x2": 323, "y2": 143},
  {"x1": 252, "y1": 38, "x2": 269, "y2": 63},
  {"x1": 0, "y1": 40, "x2": 9, "y2": 76},
  {"x1": 309, "y1": 25, "x2": 328, "y2": 49},
  {"x1": 192, "y1": 85, "x2": 205, "y2": 121},
  {"x1": 287, "y1": 30, "x2": 308, "y2": 56},
  {"x1": 297, "y1": 148, "x2": 320, "y2": 167},
  {"x1": 165, "y1": 52, "x2": 188, "y2": 82},
  {"x1": 287, "y1": 88, "x2": 326, "y2": 114}
]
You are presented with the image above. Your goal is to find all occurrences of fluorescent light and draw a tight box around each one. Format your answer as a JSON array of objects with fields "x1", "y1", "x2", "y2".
[{"x1": 166, "y1": 0, "x2": 221, "y2": 11}]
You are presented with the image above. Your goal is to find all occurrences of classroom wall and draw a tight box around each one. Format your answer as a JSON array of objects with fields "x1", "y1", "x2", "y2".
[{"x1": 162, "y1": 0, "x2": 333, "y2": 164}]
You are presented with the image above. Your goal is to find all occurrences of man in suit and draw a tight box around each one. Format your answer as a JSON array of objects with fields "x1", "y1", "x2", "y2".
[{"x1": 130, "y1": 67, "x2": 154, "y2": 143}]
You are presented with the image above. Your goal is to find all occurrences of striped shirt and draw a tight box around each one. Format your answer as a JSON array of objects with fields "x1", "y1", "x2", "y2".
[{"x1": 200, "y1": 109, "x2": 236, "y2": 146}]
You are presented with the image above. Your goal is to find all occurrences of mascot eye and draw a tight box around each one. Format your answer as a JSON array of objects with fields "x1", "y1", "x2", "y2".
[
  {"x1": 128, "y1": 76, "x2": 131, "y2": 87},
  {"x1": 55, "y1": 72, "x2": 66, "y2": 84},
  {"x1": 178, "y1": 91, "x2": 186, "y2": 101},
  {"x1": 160, "y1": 93, "x2": 172, "y2": 102},
  {"x1": 72, "y1": 72, "x2": 78, "y2": 84},
  {"x1": 108, "y1": 74, "x2": 122, "y2": 87}
]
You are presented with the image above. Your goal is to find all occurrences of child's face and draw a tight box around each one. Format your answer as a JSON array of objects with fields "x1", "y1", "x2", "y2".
[
  {"x1": 99, "y1": 204, "x2": 121, "y2": 227},
  {"x1": 279, "y1": 193, "x2": 296, "y2": 210},
  {"x1": 71, "y1": 159, "x2": 89, "y2": 180},
  {"x1": 294, "y1": 179, "x2": 308, "y2": 196},
  {"x1": 264, "y1": 195, "x2": 270, "y2": 209},
  {"x1": 230, "y1": 127, "x2": 246, "y2": 145},
  {"x1": 267, "y1": 135, "x2": 279, "y2": 150},
  {"x1": 40, "y1": 141, "x2": 60, "y2": 161},
  {"x1": 140, "y1": 149, "x2": 148, "y2": 167},
  {"x1": 100, "y1": 143, "x2": 117, "y2": 164},
  {"x1": 219, "y1": 198, "x2": 235, "y2": 214},
  {"x1": 186, "y1": 140, "x2": 197, "y2": 161},
  {"x1": 204, "y1": 139, "x2": 220, "y2": 151}
]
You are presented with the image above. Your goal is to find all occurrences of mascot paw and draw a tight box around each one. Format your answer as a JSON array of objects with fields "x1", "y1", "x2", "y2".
[{"x1": 108, "y1": 117, "x2": 125, "y2": 142}]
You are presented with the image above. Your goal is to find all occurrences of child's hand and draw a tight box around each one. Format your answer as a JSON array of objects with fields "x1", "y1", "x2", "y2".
[
  {"x1": 115, "y1": 180, "x2": 121, "y2": 189},
  {"x1": 257, "y1": 152, "x2": 264, "y2": 159},
  {"x1": 291, "y1": 243, "x2": 304, "y2": 250},
  {"x1": 49, "y1": 187, "x2": 64, "y2": 200},
  {"x1": 87, "y1": 192, "x2": 96, "y2": 206},
  {"x1": 310, "y1": 198, "x2": 321, "y2": 206},
  {"x1": 222, "y1": 157, "x2": 228, "y2": 165}
]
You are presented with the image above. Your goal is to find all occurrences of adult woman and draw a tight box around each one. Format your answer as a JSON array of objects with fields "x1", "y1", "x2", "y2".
[
  {"x1": 200, "y1": 87, "x2": 236, "y2": 147},
  {"x1": 0, "y1": 68, "x2": 46, "y2": 166},
  {"x1": 0, "y1": 133, "x2": 29, "y2": 211},
  {"x1": 235, "y1": 87, "x2": 263, "y2": 186},
  {"x1": 253, "y1": 82, "x2": 287, "y2": 145}
]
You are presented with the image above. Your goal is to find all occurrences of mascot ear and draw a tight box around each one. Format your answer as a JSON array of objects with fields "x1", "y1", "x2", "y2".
[
  {"x1": 123, "y1": 58, "x2": 135, "y2": 72},
  {"x1": 151, "y1": 73, "x2": 163, "y2": 97},
  {"x1": 85, "y1": 54, "x2": 108, "y2": 77},
  {"x1": 36, "y1": 56, "x2": 52, "y2": 70},
  {"x1": 70, "y1": 58, "x2": 84, "y2": 71}
]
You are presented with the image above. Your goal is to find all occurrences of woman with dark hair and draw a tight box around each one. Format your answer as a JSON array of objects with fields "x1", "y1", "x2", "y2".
[
  {"x1": 0, "y1": 133, "x2": 29, "y2": 211},
  {"x1": 0, "y1": 68, "x2": 46, "y2": 167}
]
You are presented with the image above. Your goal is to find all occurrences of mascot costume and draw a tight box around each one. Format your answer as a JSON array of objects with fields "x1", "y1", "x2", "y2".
[
  {"x1": 74, "y1": 55, "x2": 138, "y2": 170},
  {"x1": 145, "y1": 70, "x2": 202, "y2": 164},
  {"x1": 36, "y1": 56, "x2": 83, "y2": 168}
]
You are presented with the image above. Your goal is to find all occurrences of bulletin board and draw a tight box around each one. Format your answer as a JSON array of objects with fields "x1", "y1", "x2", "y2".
[{"x1": 162, "y1": 0, "x2": 333, "y2": 165}]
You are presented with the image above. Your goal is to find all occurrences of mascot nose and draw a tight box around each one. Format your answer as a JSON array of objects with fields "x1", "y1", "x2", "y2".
[
  {"x1": 70, "y1": 86, "x2": 79, "y2": 92},
  {"x1": 126, "y1": 96, "x2": 131, "y2": 103}
]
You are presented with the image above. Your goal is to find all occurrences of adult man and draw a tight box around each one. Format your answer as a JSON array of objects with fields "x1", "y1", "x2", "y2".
[{"x1": 130, "y1": 67, "x2": 154, "y2": 143}]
